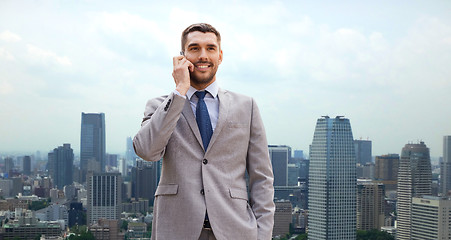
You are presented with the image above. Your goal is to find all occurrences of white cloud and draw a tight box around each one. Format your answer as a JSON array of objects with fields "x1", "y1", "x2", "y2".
[
  {"x1": 0, "y1": 80, "x2": 13, "y2": 95},
  {"x1": 26, "y1": 44, "x2": 72, "y2": 66},
  {"x1": 0, "y1": 30, "x2": 22, "y2": 42},
  {"x1": 0, "y1": 47, "x2": 15, "y2": 61}
]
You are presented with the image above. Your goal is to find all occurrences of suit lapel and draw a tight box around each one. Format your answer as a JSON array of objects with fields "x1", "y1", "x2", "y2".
[
  {"x1": 206, "y1": 88, "x2": 229, "y2": 153},
  {"x1": 181, "y1": 98, "x2": 204, "y2": 149}
]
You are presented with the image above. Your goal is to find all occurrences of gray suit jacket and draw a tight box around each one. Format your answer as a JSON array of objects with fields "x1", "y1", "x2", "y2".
[{"x1": 133, "y1": 88, "x2": 275, "y2": 240}]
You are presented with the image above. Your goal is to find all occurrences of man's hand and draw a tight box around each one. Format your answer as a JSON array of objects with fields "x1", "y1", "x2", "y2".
[{"x1": 172, "y1": 55, "x2": 194, "y2": 96}]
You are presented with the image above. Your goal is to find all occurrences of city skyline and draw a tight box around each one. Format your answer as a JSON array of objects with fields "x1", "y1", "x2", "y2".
[{"x1": 1, "y1": 1, "x2": 451, "y2": 156}]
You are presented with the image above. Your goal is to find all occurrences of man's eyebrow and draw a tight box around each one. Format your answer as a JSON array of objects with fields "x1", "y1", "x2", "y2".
[
  {"x1": 187, "y1": 43, "x2": 218, "y2": 48},
  {"x1": 187, "y1": 43, "x2": 200, "y2": 48}
]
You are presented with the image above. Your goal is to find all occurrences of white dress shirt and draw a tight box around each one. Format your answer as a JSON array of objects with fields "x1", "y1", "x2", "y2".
[{"x1": 174, "y1": 81, "x2": 220, "y2": 131}]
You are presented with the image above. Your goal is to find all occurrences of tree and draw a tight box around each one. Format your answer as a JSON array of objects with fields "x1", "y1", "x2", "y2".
[{"x1": 357, "y1": 229, "x2": 395, "y2": 240}]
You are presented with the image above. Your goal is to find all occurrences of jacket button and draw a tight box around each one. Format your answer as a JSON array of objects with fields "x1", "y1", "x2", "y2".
[
  {"x1": 200, "y1": 189, "x2": 205, "y2": 195},
  {"x1": 203, "y1": 159, "x2": 208, "y2": 165}
]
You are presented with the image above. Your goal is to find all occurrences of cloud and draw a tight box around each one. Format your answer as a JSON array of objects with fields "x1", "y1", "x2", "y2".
[
  {"x1": 26, "y1": 44, "x2": 72, "y2": 67},
  {"x1": 0, "y1": 30, "x2": 22, "y2": 42}
]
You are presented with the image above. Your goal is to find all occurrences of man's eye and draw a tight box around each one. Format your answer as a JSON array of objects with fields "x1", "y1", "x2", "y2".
[
  {"x1": 190, "y1": 47, "x2": 199, "y2": 51},
  {"x1": 208, "y1": 47, "x2": 216, "y2": 51}
]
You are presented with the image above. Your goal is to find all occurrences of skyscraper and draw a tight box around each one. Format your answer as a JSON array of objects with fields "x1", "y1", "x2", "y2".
[
  {"x1": 87, "y1": 172, "x2": 122, "y2": 224},
  {"x1": 269, "y1": 145, "x2": 291, "y2": 187},
  {"x1": 308, "y1": 116, "x2": 357, "y2": 240},
  {"x1": 440, "y1": 136, "x2": 451, "y2": 196},
  {"x1": 80, "y1": 112, "x2": 106, "y2": 182},
  {"x1": 354, "y1": 139, "x2": 372, "y2": 165},
  {"x1": 131, "y1": 159, "x2": 160, "y2": 205},
  {"x1": 4, "y1": 157, "x2": 14, "y2": 176},
  {"x1": 356, "y1": 180, "x2": 385, "y2": 231},
  {"x1": 49, "y1": 144, "x2": 74, "y2": 189},
  {"x1": 374, "y1": 154, "x2": 399, "y2": 193},
  {"x1": 22, "y1": 156, "x2": 31, "y2": 175},
  {"x1": 396, "y1": 142, "x2": 432, "y2": 240},
  {"x1": 126, "y1": 136, "x2": 137, "y2": 162}
]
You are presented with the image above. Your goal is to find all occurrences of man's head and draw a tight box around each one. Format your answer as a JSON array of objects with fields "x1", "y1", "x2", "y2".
[{"x1": 181, "y1": 23, "x2": 223, "y2": 89}]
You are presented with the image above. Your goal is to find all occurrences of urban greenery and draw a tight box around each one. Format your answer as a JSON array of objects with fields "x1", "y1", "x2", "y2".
[
  {"x1": 357, "y1": 229, "x2": 395, "y2": 240},
  {"x1": 28, "y1": 199, "x2": 50, "y2": 211}
]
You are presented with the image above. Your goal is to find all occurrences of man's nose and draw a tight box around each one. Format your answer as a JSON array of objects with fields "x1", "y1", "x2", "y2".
[{"x1": 199, "y1": 48, "x2": 208, "y2": 60}]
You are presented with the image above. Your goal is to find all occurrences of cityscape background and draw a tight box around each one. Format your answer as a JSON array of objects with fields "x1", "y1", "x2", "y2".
[{"x1": 1, "y1": 0, "x2": 451, "y2": 157}]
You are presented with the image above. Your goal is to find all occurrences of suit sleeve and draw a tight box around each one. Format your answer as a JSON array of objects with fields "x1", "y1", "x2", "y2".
[
  {"x1": 246, "y1": 98, "x2": 275, "y2": 240},
  {"x1": 133, "y1": 92, "x2": 186, "y2": 161}
]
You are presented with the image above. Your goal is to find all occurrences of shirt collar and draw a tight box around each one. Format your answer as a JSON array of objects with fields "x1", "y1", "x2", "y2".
[{"x1": 187, "y1": 80, "x2": 219, "y2": 100}]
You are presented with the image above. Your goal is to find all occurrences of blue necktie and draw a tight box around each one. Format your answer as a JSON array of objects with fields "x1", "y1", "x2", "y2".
[{"x1": 195, "y1": 91, "x2": 213, "y2": 151}]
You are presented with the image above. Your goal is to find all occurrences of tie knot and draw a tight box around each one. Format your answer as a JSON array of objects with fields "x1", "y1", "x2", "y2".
[{"x1": 195, "y1": 91, "x2": 207, "y2": 100}]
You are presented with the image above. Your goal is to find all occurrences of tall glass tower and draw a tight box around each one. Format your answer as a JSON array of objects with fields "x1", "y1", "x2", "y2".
[
  {"x1": 80, "y1": 112, "x2": 106, "y2": 183},
  {"x1": 49, "y1": 144, "x2": 73, "y2": 189},
  {"x1": 308, "y1": 116, "x2": 357, "y2": 240},
  {"x1": 396, "y1": 141, "x2": 432, "y2": 240},
  {"x1": 440, "y1": 136, "x2": 451, "y2": 196}
]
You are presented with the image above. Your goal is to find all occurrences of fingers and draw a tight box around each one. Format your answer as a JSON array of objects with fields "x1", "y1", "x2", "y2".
[{"x1": 172, "y1": 55, "x2": 185, "y2": 66}]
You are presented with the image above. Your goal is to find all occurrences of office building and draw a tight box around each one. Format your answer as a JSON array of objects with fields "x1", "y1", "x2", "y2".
[
  {"x1": 80, "y1": 112, "x2": 106, "y2": 182},
  {"x1": 131, "y1": 159, "x2": 160, "y2": 204},
  {"x1": 49, "y1": 144, "x2": 74, "y2": 189},
  {"x1": 126, "y1": 136, "x2": 137, "y2": 162},
  {"x1": 356, "y1": 180, "x2": 385, "y2": 230},
  {"x1": 355, "y1": 139, "x2": 372, "y2": 165},
  {"x1": 308, "y1": 116, "x2": 357, "y2": 240},
  {"x1": 273, "y1": 200, "x2": 292, "y2": 238},
  {"x1": 396, "y1": 142, "x2": 432, "y2": 240},
  {"x1": 87, "y1": 172, "x2": 122, "y2": 224},
  {"x1": 293, "y1": 150, "x2": 304, "y2": 159},
  {"x1": 68, "y1": 202, "x2": 85, "y2": 227},
  {"x1": 89, "y1": 219, "x2": 123, "y2": 240},
  {"x1": 411, "y1": 196, "x2": 451, "y2": 240},
  {"x1": 441, "y1": 136, "x2": 451, "y2": 196},
  {"x1": 269, "y1": 145, "x2": 291, "y2": 186},
  {"x1": 23, "y1": 156, "x2": 31, "y2": 175},
  {"x1": 0, "y1": 209, "x2": 62, "y2": 239},
  {"x1": 4, "y1": 157, "x2": 14, "y2": 176},
  {"x1": 375, "y1": 154, "x2": 399, "y2": 193}
]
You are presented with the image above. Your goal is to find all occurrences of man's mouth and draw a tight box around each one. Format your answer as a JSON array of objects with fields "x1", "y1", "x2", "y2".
[{"x1": 195, "y1": 63, "x2": 211, "y2": 70}]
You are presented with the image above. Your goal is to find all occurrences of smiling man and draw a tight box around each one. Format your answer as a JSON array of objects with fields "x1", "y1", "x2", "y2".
[{"x1": 133, "y1": 23, "x2": 275, "y2": 240}]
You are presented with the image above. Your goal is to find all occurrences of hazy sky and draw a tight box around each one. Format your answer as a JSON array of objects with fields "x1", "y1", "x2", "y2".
[{"x1": 1, "y1": 0, "x2": 450, "y2": 157}]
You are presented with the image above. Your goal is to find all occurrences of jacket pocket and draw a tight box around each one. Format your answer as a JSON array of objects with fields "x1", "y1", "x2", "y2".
[
  {"x1": 155, "y1": 184, "x2": 178, "y2": 196},
  {"x1": 229, "y1": 188, "x2": 249, "y2": 201}
]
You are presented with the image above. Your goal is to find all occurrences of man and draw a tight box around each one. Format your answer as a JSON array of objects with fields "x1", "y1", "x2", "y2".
[{"x1": 133, "y1": 23, "x2": 274, "y2": 240}]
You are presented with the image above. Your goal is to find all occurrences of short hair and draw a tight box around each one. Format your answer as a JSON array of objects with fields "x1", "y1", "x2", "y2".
[{"x1": 181, "y1": 23, "x2": 221, "y2": 52}]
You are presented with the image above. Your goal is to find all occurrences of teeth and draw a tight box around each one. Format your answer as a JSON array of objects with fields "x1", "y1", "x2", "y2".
[{"x1": 197, "y1": 65, "x2": 209, "y2": 69}]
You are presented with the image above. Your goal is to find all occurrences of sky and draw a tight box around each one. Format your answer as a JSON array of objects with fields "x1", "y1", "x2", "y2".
[{"x1": 1, "y1": 0, "x2": 450, "y2": 157}]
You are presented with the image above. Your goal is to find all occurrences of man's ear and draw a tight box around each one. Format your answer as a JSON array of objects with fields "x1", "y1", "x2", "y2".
[{"x1": 219, "y1": 50, "x2": 223, "y2": 64}]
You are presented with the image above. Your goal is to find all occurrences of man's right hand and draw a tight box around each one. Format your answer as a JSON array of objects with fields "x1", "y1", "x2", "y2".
[{"x1": 172, "y1": 55, "x2": 194, "y2": 96}]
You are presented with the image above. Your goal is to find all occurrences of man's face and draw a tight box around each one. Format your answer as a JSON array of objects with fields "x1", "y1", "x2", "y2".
[{"x1": 183, "y1": 31, "x2": 223, "y2": 87}]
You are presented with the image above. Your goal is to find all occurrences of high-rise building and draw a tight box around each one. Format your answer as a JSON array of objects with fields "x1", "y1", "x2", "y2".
[
  {"x1": 355, "y1": 139, "x2": 372, "y2": 165},
  {"x1": 273, "y1": 200, "x2": 292, "y2": 238},
  {"x1": 356, "y1": 180, "x2": 385, "y2": 231},
  {"x1": 49, "y1": 144, "x2": 74, "y2": 189},
  {"x1": 374, "y1": 154, "x2": 399, "y2": 193},
  {"x1": 411, "y1": 196, "x2": 451, "y2": 240},
  {"x1": 22, "y1": 156, "x2": 31, "y2": 175},
  {"x1": 269, "y1": 145, "x2": 291, "y2": 187},
  {"x1": 126, "y1": 136, "x2": 137, "y2": 162},
  {"x1": 4, "y1": 157, "x2": 14, "y2": 176},
  {"x1": 80, "y1": 112, "x2": 106, "y2": 182},
  {"x1": 293, "y1": 150, "x2": 304, "y2": 159},
  {"x1": 87, "y1": 172, "x2": 122, "y2": 224},
  {"x1": 308, "y1": 116, "x2": 357, "y2": 240},
  {"x1": 441, "y1": 136, "x2": 451, "y2": 196},
  {"x1": 131, "y1": 159, "x2": 160, "y2": 204},
  {"x1": 396, "y1": 142, "x2": 432, "y2": 240}
]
